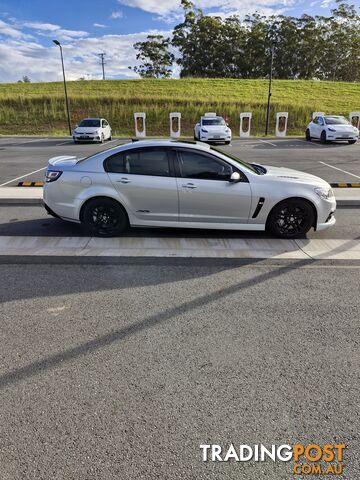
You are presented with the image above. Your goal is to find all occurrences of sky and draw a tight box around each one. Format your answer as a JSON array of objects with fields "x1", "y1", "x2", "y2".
[{"x1": 0, "y1": 0, "x2": 353, "y2": 83}]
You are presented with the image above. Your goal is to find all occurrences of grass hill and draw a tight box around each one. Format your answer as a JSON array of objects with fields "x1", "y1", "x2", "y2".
[{"x1": 0, "y1": 78, "x2": 359, "y2": 136}]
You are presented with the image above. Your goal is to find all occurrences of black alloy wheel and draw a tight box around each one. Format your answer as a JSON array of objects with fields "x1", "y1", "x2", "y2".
[{"x1": 267, "y1": 199, "x2": 314, "y2": 239}]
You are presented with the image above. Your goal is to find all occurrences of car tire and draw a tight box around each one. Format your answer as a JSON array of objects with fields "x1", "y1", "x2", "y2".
[
  {"x1": 320, "y1": 130, "x2": 327, "y2": 144},
  {"x1": 305, "y1": 129, "x2": 311, "y2": 141},
  {"x1": 194, "y1": 132, "x2": 197, "y2": 141},
  {"x1": 225, "y1": 141, "x2": 231, "y2": 145},
  {"x1": 348, "y1": 140, "x2": 356, "y2": 145},
  {"x1": 82, "y1": 197, "x2": 128, "y2": 237},
  {"x1": 267, "y1": 198, "x2": 315, "y2": 239}
]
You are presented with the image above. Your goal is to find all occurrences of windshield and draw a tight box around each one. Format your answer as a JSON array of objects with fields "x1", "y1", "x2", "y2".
[
  {"x1": 79, "y1": 119, "x2": 100, "y2": 127},
  {"x1": 211, "y1": 147, "x2": 260, "y2": 174},
  {"x1": 202, "y1": 118, "x2": 226, "y2": 126},
  {"x1": 324, "y1": 116, "x2": 350, "y2": 125}
]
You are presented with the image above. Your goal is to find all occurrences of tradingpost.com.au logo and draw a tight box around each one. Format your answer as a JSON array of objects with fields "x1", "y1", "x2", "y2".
[{"x1": 200, "y1": 443, "x2": 346, "y2": 475}]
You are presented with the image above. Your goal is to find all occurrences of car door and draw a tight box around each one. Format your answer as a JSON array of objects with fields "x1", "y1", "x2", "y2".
[
  {"x1": 105, "y1": 146, "x2": 179, "y2": 223},
  {"x1": 310, "y1": 117, "x2": 320, "y2": 138},
  {"x1": 174, "y1": 148, "x2": 252, "y2": 225}
]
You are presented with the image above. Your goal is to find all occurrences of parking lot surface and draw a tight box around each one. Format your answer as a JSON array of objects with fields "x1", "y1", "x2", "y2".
[
  {"x1": 0, "y1": 136, "x2": 360, "y2": 186},
  {"x1": 0, "y1": 259, "x2": 359, "y2": 479}
]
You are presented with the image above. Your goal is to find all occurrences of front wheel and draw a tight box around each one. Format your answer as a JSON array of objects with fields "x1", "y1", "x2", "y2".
[
  {"x1": 225, "y1": 140, "x2": 231, "y2": 145},
  {"x1": 348, "y1": 140, "x2": 356, "y2": 145},
  {"x1": 82, "y1": 198, "x2": 128, "y2": 237},
  {"x1": 305, "y1": 129, "x2": 311, "y2": 141},
  {"x1": 320, "y1": 130, "x2": 327, "y2": 144},
  {"x1": 267, "y1": 199, "x2": 315, "y2": 239}
]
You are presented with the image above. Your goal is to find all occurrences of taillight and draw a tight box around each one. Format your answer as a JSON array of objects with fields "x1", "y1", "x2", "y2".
[{"x1": 45, "y1": 170, "x2": 62, "y2": 182}]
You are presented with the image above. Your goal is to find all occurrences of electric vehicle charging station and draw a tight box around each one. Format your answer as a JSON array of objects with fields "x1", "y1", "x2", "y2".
[
  {"x1": 170, "y1": 112, "x2": 181, "y2": 138},
  {"x1": 134, "y1": 112, "x2": 146, "y2": 138},
  {"x1": 276, "y1": 112, "x2": 288, "y2": 137},
  {"x1": 350, "y1": 112, "x2": 360, "y2": 129},
  {"x1": 240, "y1": 112, "x2": 252, "y2": 138}
]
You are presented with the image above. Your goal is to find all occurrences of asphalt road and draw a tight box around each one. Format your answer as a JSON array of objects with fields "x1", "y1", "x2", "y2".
[
  {"x1": 0, "y1": 136, "x2": 360, "y2": 186},
  {"x1": 0, "y1": 204, "x2": 359, "y2": 240},
  {"x1": 0, "y1": 259, "x2": 359, "y2": 479}
]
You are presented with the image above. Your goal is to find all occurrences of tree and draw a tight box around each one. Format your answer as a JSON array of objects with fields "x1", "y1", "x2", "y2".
[
  {"x1": 130, "y1": 35, "x2": 174, "y2": 78},
  {"x1": 18, "y1": 75, "x2": 31, "y2": 83}
]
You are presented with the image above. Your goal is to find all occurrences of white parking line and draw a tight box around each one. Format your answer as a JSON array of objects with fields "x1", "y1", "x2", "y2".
[
  {"x1": 56, "y1": 141, "x2": 73, "y2": 146},
  {"x1": 10, "y1": 138, "x2": 49, "y2": 146},
  {"x1": 259, "y1": 139, "x2": 277, "y2": 147},
  {"x1": 319, "y1": 161, "x2": 360, "y2": 179},
  {"x1": 0, "y1": 167, "x2": 47, "y2": 187}
]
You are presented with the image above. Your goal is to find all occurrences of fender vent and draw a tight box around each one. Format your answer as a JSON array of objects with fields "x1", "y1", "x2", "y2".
[{"x1": 252, "y1": 197, "x2": 265, "y2": 218}]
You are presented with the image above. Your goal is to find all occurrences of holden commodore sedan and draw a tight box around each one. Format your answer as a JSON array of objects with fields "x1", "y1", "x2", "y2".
[
  {"x1": 43, "y1": 140, "x2": 336, "y2": 238},
  {"x1": 306, "y1": 115, "x2": 359, "y2": 144}
]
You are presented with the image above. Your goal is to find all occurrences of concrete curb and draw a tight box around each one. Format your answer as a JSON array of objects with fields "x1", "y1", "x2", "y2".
[
  {"x1": 0, "y1": 236, "x2": 359, "y2": 259},
  {"x1": 0, "y1": 187, "x2": 359, "y2": 206}
]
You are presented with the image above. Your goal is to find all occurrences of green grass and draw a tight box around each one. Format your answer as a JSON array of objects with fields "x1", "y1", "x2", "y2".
[{"x1": 0, "y1": 78, "x2": 359, "y2": 136}]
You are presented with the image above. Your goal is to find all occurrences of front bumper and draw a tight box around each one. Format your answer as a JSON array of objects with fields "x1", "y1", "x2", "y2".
[
  {"x1": 200, "y1": 135, "x2": 232, "y2": 142},
  {"x1": 317, "y1": 215, "x2": 336, "y2": 231},
  {"x1": 73, "y1": 135, "x2": 100, "y2": 142}
]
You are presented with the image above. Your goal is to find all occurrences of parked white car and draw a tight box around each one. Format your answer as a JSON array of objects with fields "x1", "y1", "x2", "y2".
[
  {"x1": 73, "y1": 118, "x2": 112, "y2": 143},
  {"x1": 306, "y1": 115, "x2": 358, "y2": 144},
  {"x1": 194, "y1": 113, "x2": 231, "y2": 144},
  {"x1": 44, "y1": 140, "x2": 336, "y2": 239}
]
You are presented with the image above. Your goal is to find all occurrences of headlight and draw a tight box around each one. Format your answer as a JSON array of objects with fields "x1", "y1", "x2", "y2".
[
  {"x1": 328, "y1": 127, "x2": 336, "y2": 132},
  {"x1": 201, "y1": 128, "x2": 208, "y2": 133},
  {"x1": 314, "y1": 187, "x2": 334, "y2": 200}
]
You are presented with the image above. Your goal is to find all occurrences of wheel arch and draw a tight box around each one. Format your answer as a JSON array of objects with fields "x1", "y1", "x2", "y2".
[
  {"x1": 79, "y1": 195, "x2": 129, "y2": 223},
  {"x1": 266, "y1": 196, "x2": 318, "y2": 231}
]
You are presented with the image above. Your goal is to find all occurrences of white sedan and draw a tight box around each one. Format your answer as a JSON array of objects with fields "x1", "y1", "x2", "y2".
[
  {"x1": 73, "y1": 118, "x2": 112, "y2": 143},
  {"x1": 194, "y1": 113, "x2": 232, "y2": 144},
  {"x1": 306, "y1": 115, "x2": 358, "y2": 144},
  {"x1": 43, "y1": 140, "x2": 336, "y2": 239}
]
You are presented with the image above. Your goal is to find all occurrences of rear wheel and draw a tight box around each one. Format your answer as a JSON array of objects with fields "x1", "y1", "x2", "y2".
[
  {"x1": 305, "y1": 129, "x2": 311, "y2": 141},
  {"x1": 348, "y1": 140, "x2": 356, "y2": 145},
  {"x1": 320, "y1": 130, "x2": 327, "y2": 144},
  {"x1": 267, "y1": 199, "x2": 315, "y2": 239},
  {"x1": 82, "y1": 198, "x2": 128, "y2": 237}
]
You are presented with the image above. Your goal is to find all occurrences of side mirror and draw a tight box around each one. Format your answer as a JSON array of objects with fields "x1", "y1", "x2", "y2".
[
  {"x1": 229, "y1": 171, "x2": 241, "y2": 182},
  {"x1": 75, "y1": 124, "x2": 78, "y2": 128}
]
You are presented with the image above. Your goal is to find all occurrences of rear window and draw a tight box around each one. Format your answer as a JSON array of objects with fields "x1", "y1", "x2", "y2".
[{"x1": 104, "y1": 147, "x2": 170, "y2": 177}]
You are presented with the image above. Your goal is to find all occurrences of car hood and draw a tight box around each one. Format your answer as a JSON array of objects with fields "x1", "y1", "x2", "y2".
[
  {"x1": 326, "y1": 124, "x2": 355, "y2": 131},
  {"x1": 260, "y1": 165, "x2": 330, "y2": 186},
  {"x1": 48, "y1": 155, "x2": 81, "y2": 167},
  {"x1": 74, "y1": 127, "x2": 100, "y2": 133}
]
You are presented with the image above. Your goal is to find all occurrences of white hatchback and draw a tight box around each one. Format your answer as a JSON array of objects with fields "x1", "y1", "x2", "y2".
[
  {"x1": 306, "y1": 115, "x2": 358, "y2": 144},
  {"x1": 73, "y1": 118, "x2": 112, "y2": 143},
  {"x1": 43, "y1": 140, "x2": 336, "y2": 239}
]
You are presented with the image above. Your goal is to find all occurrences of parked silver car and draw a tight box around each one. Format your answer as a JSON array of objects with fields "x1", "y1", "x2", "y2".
[{"x1": 44, "y1": 140, "x2": 336, "y2": 238}]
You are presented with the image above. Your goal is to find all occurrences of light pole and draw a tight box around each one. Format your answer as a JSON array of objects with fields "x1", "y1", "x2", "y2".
[
  {"x1": 265, "y1": 46, "x2": 274, "y2": 136},
  {"x1": 53, "y1": 39, "x2": 72, "y2": 136}
]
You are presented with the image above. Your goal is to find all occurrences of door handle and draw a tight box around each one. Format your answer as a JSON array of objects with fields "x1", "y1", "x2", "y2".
[
  {"x1": 182, "y1": 183, "x2": 197, "y2": 189},
  {"x1": 117, "y1": 178, "x2": 131, "y2": 184}
]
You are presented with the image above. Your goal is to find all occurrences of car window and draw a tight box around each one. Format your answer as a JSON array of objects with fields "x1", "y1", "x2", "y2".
[
  {"x1": 324, "y1": 116, "x2": 350, "y2": 125},
  {"x1": 177, "y1": 150, "x2": 232, "y2": 181},
  {"x1": 202, "y1": 118, "x2": 226, "y2": 126},
  {"x1": 318, "y1": 117, "x2": 324, "y2": 126},
  {"x1": 313, "y1": 117, "x2": 319, "y2": 125},
  {"x1": 79, "y1": 119, "x2": 100, "y2": 127},
  {"x1": 105, "y1": 148, "x2": 170, "y2": 177}
]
